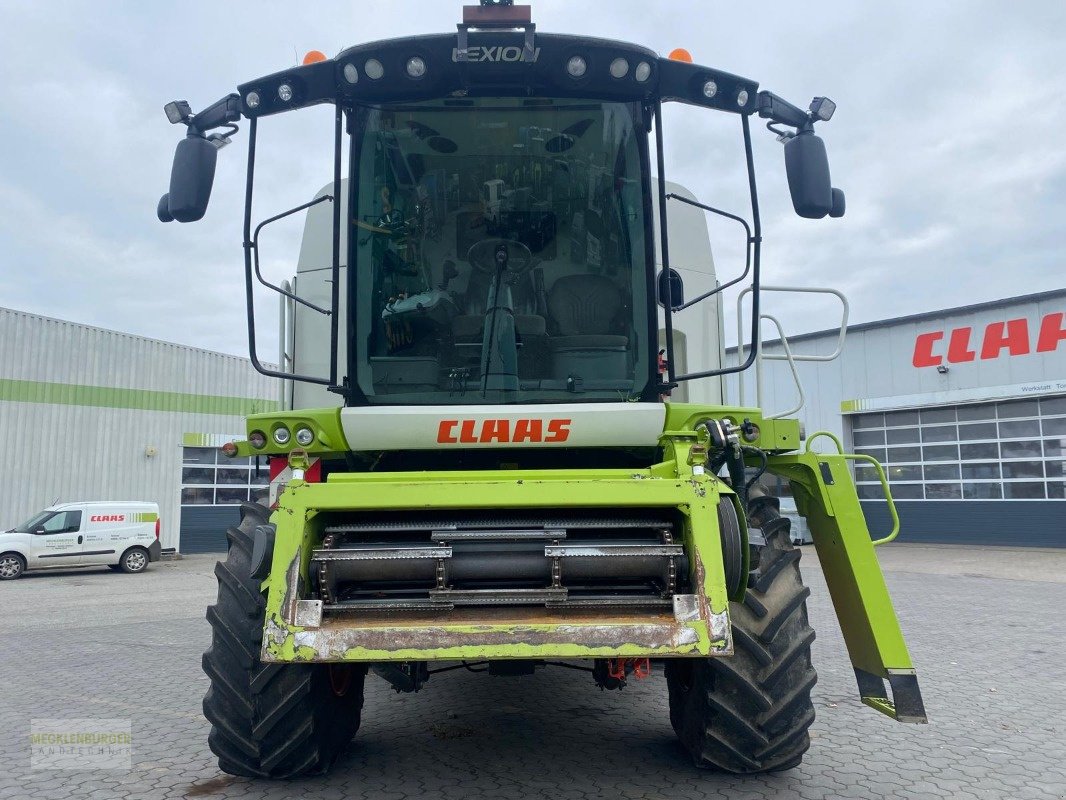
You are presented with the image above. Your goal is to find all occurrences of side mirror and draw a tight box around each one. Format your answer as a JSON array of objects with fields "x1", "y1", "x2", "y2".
[
  {"x1": 658, "y1": 268, "x2": 685, "y2": 310},
  {"x1": 784, "y1": 132, "x2": 838, "y2": 219},
  {"x1": 159, "y1": 134, "x2": 217, "y2": 223}
]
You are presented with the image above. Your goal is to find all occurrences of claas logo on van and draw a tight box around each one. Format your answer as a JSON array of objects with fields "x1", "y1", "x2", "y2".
[
  {"x1": 437, "y1": 418, "x2": 571, "y2": 444},
  {"x1": 90, "y1": 514, "x2": 126, "y2": 522}
]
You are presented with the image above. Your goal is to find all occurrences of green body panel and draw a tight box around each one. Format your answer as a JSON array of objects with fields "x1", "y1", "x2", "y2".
[
  {"x1": 246, "y1": 402, "x2": 924, "y2": 721},
  {"x1": 766, "y1": 449, "x2": 925, "y2": 722},
  {"x1": 261, "y1": 463, "x2": 733, "y2": 662},
  {"x1": 235, "y1": 407, "x2": 348, "y2": 458}
]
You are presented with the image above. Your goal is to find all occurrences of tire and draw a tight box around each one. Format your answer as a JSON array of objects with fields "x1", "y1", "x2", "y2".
[
  {"x1": 119, "y1": 547, "x2": 150, "y2": 574},
  {"x1": 666, "y1": 493, "x2": 817, "y2": 773},
  {"x1": 0, "y1": 552, "x2": 25, "y2": 580},
  {"x1": 202, "y1": 503, "x2": 366, "y2": 779}
]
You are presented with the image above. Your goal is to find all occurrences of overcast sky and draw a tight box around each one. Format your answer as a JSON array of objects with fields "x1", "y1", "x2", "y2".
[{"x1": 1, "y1": 1, "x2": 1064, "y2": 361}]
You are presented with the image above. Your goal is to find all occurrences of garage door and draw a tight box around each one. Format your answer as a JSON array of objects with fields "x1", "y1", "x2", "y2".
[
  {"x1": 179, "y1": 445, "x2": 269, "y2": 553},
  {"x1": 849, "y1": 395, "x2": 1066, "y2": 546}
]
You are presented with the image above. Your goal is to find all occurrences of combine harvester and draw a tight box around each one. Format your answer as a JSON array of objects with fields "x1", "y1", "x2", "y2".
[{"x1": 158, "y1": 0, "x2": 925, "y2": 778}]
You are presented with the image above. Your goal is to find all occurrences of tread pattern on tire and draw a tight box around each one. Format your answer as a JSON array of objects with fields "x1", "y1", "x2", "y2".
[
  {"x1": 666, "y1": 495, "x2": 818, "y2": 774},
  {"x1": 202, "y1": 503, "x2": 366, "y2": 779}
]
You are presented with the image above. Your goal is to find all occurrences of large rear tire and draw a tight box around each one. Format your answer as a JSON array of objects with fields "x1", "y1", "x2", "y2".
[
  {"x1": 202, "y1": 503, "x2": 366, "y2": 778},
  {"x1": 666, "y1": 493, "x2": 817, "y2": 773}
]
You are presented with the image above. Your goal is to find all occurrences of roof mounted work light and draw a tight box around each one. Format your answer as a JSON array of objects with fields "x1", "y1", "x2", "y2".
[
  {"x1": 810, "y1": 96, "x2": 836, "y2": 122},
  {"x1": 164, "y1": 100, "x2": 192, "y2": 125}
]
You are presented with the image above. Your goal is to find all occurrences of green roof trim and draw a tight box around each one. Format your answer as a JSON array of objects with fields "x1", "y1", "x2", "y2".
[{"x1": 0, "y1": 378, "x2": 279, "y2": 416}]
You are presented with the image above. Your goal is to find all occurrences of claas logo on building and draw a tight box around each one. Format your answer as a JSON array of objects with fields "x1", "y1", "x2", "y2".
[
  {"x1": 437, "y1": 418, "x2": 571, "y2": 444},
  {"x1": 913, "y1": 312, "x2": 1066, "y2": 367}
]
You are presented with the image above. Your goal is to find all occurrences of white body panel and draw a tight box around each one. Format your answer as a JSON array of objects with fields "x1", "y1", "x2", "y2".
[
  {"x1": 284, "y1": 180, "x2": 724, "y2": 410},
  {"x1": 0, "y1": 501, "x2": 159, "y2": 572},
  {"x1": 340, "y1": 403, "x2": 666, "y2": 451}
]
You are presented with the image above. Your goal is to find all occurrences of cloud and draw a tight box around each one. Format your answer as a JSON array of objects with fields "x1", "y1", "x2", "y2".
[{"x1": 1, "y1": 0, "x2": 1064, "y2": 366}]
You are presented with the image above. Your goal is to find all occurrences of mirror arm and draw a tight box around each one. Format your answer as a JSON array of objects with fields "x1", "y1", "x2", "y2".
[
  {"x1": 756, "y1": 90, "x2": 813, "y2": 131},
  {"x1": 188, "y1": 93, "x2": 243, "y2": 134}
]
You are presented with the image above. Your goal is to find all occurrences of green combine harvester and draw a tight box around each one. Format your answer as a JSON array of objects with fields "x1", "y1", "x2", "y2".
[{"x1": 158, "y1": 0, "x2": 925, "y2": 778}]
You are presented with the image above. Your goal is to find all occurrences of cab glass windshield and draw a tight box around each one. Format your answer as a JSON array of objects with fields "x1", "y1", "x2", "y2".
[{"x1": 350, "y1": 97, "x2": 652, "y2": 404}]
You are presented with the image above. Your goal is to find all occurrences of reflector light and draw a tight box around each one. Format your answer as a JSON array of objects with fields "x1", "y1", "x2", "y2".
[
  {"x1": 220, "y1": 441, "x2": 239, "y2": 458},
  {"x1": 668, "y1": 48, "x2": 693, "y2": 63},
  {"x1": 249, "y1": 430, "x2": 267, "y2": 449},
  {"x1": 155, "y1": 518, "x2": 160, "y2": 540},
  {"x1": 302, "y1": 50, "x2": 327, "y2": 65}
]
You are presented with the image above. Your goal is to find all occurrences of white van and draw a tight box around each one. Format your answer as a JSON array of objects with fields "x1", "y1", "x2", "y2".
[{"x1": 0, "y1": 501, "x2": 162, "y2": 580}]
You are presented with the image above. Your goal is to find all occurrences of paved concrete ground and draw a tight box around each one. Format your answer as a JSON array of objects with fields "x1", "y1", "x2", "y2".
[{"x1": 1, "y1": 544, "x2": 1064, "y2": 800}]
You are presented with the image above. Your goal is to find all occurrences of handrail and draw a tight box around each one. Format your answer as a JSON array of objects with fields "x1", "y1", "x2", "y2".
[
  {"x1": 805, "y1": 431, "x2": 900, "y2": 546},
  {"x1": 736, "y1": 284, "x2": 849, "y2": 409},
  {"x1": 252, "y1": 196, "x2": 333, "y2": 315},
  {"x1": 759, "y1": 313, "x2": 804, "y2": 419}
]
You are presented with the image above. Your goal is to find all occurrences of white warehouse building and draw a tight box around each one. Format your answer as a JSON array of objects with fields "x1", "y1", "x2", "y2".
[
  {"x1": 0, "y1": 307, "x2": 279, "y2": 554},
  {"x1": 737, "y1": 289, "x2": 1066, "y2": 548}
]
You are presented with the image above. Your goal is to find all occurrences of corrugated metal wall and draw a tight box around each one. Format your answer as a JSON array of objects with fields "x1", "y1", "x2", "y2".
[{"x1": 0, "y1": 307, "x2": 278, "y2": 551}]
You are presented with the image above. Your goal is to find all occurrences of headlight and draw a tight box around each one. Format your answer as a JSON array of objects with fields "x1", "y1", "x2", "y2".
[
  {"x1": 295, "y1": 427, "x2": 314, "y2": 447},
  {"x1": 343, "y1": 63, "x2": 359, "y2": 84},
  {"x1": 245, "y1": 91, "x2": 261, "y2": 109},
  {"x1": 406, "y1": 56, "x2": 427, "y2": 79},
  {"x1": 249, "y1": 430, "x2": 267, "y2": 449},
  {"x1": 634, "y1": 62, "x2": 652, "y2": 83},
  {"x1": 609, "y1": 58, "x2": 629, "y2": 79},
  {"x1": 566, "y1": 56, "x2": 587, "y2": 78},
  {"x1": 273, "y1": 426, "x2": 291, "y2": 446},
  {"x1": 365, "y1": 59, "x2": 384, "y2": 80},
  {"x1": 277, "y1": 84, "x2": 294, "y2": 102}
]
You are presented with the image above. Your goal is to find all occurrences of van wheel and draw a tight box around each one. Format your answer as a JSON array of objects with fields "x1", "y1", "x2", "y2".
[
  {"x1": 120, "y1": 547, "x2": 149, "y2": 574},
  {"x1": 0, "y1": 553, "x2": 25, "y2": 580}
]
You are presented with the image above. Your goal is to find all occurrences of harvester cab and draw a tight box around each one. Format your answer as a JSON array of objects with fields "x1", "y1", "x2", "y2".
[{"x1": 160, "y1": 0, "x2": 925, "y2": 779}]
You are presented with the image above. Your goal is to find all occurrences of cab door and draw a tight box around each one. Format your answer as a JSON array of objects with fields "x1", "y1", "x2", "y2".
[{"x1": 27, "y1": 510, "x2": 84, "y2": 568}]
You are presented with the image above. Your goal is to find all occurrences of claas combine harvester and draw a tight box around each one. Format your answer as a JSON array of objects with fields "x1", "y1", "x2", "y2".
[{"x1": 158, "y1": 0, "x2": 926, "y2": 778}]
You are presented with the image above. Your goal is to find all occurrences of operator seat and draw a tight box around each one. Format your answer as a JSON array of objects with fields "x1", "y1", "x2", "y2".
[{"x1": 547, "y1": 274, "x2": 628, "y2": 380}]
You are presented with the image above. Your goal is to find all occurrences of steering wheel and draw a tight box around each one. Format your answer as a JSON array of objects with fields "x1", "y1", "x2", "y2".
[{"x1": 467, "y1": 238, "x2": 533, "y2": 276}]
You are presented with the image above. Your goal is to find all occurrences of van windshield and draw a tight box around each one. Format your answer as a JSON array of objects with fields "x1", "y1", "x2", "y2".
[
  {"x1": 350, "y1": 97, "x2": 653, "y2": 404},
  {"x1": 12, "y1": 511, "x2": 53, "y2": 533}
]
